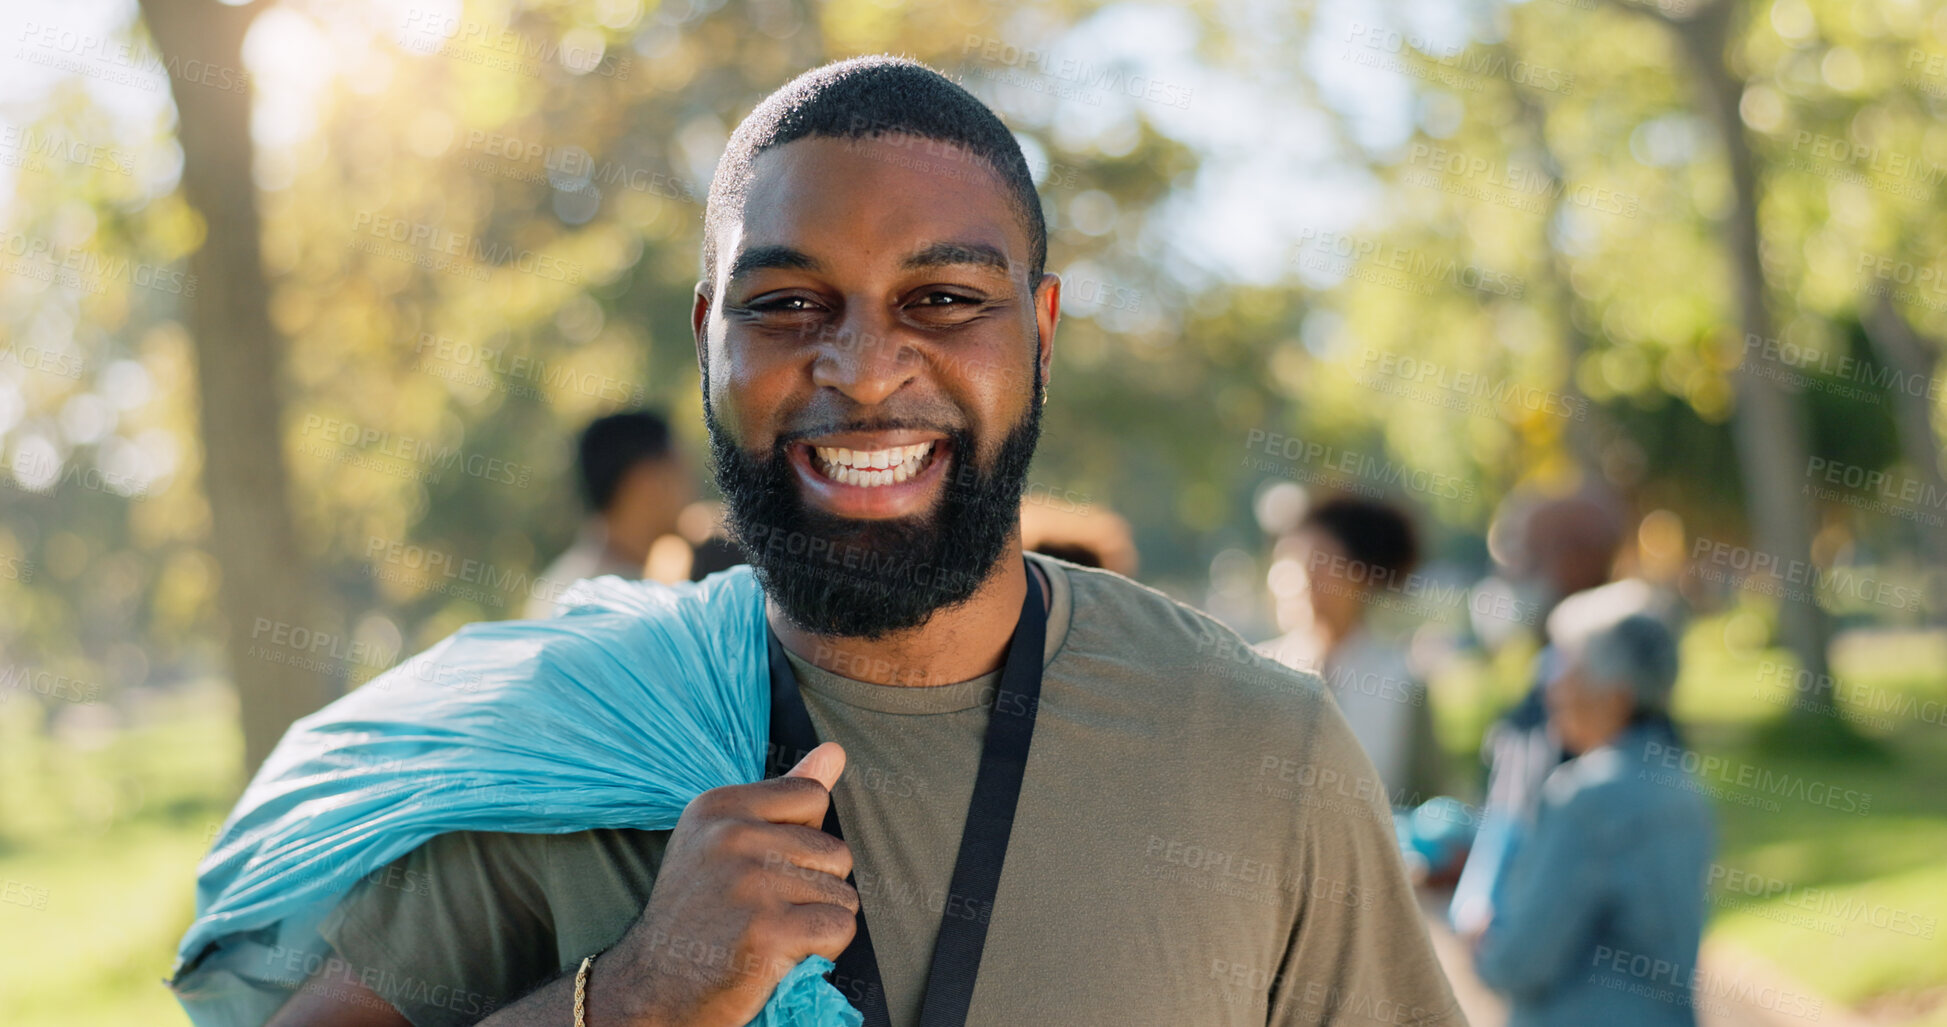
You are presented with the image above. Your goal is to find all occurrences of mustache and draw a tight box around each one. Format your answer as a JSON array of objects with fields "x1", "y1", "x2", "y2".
[{"x1": 773, "y1": 415, "x2": 968, "y2": 450}]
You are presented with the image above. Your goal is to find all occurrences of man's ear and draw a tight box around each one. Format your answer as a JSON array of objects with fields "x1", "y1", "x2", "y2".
[
  {"x1": 692, "y1": 283, "x2": 711, "y2": 381},
  {"x1": 1033, "y1": 271, "x2": 1060, "y2": 391}
]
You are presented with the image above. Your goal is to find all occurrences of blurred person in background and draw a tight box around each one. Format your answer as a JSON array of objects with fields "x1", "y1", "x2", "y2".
[
  {"x1": 1451, "y1": 489, "x2": 1626, "y2": 931},
  {"x1": 1258, "y1": 495, "x2": 1445, "y2": 804},
  {"x1": 1472, "y1": 609, "x2": 1712, "y2": 1027},
  {"x1": 524, "y1": 409, "x2": 695, "y2": 618},
  {"x1": 1018, "y1": 497, "x2": 1138, "y2": 575}
]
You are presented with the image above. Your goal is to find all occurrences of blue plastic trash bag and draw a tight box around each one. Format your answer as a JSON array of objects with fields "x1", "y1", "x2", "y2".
[
  {"x1": 168, "y1": 567, "x2": 862, "y2": 1027},
  {"x1": 1392, "y1": 796, "x2": 1478, "y2": 881}
]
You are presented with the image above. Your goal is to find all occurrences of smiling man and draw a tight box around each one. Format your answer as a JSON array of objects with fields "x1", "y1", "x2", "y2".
[{"x1": 258, "y1": 57, "x2": 1462, "y2": 1027}]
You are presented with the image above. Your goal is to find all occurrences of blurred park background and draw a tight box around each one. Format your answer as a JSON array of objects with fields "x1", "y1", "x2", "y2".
[{"x1": 2, "y1": 0, "x2": 1946, "y2": 1023}]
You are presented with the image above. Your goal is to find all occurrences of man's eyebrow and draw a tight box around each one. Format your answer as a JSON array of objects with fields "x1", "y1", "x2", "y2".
[
  {"x1": 727, "y1": 245, "x2": 823, "y2": 282},
  {"x1": 900, "y1": 241, "x2": 1012, "y2": 275}
]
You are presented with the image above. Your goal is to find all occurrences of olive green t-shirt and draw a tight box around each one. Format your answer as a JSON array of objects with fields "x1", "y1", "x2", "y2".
[{"x1": 316, "y1": 554, "x2": 1463, "y2": 1026}]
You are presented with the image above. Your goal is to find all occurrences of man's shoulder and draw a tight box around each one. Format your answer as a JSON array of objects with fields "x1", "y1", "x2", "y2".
[
  {"x1": 397, "y1": 566, "x2": 764, "y2": 696},
  {"x1": 1048, "y1": 558, "x2": 1332, "y2": 725}
]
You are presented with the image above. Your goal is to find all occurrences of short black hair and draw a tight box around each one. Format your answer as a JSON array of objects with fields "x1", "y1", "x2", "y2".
[
  {"x1": 577, "y1": 410, "x2": 673, "y2": 513},
  {"x1": 1299, "y1": 497, "x2": 1420, "y2": 579},
  {"x1": 702, "y1": 55, "x2": 1047, "y2": 291}
]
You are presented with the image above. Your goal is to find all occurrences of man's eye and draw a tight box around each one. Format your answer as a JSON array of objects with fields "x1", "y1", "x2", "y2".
[
  {"x1": 756, "y1": 297, "x2": 818, "y2": 312},
  {"x1": 915, "y1": 292, "x2": 978, "y2": 307}
]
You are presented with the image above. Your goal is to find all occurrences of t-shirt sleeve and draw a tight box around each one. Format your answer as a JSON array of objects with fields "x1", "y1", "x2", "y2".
[
  {"x1": 319, "y1": 830, "x2": 557, "y2": 1027},
  {"x1": 1266, "y1": 703, "x2": 1466, "y2": 1026}
]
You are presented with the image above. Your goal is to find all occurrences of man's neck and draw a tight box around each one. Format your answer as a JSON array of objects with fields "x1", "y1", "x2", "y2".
[{"x1": 769, "y1": 542, "x2": 1048, "y2": 687}]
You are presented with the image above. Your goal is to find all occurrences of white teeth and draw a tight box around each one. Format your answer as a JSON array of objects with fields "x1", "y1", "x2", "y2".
[{"x1": 811, "y1": 440, "x2": 936, "y2": 486}]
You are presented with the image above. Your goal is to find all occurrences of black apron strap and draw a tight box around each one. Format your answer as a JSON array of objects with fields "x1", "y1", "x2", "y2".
[
  {"x1": 767, "y1": 627, "x2": 895, "y2": 1026},
  {"x1": 766, "y1": 560, "x2": 1049, "y2": 1027},
  {"x1": 913, "y1": 562, "x2": 1046, "y2": 1025}
]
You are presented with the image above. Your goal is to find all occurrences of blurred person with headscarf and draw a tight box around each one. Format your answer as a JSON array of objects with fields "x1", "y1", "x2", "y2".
[{"x1": 1471, "y1": 606, "x2": 1712, "y2": 1026}]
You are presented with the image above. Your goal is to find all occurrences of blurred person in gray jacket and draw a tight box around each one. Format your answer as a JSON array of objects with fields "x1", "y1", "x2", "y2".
[{"x1": 1472, "y1": 611, "x2": 1714, "y2": 1027}]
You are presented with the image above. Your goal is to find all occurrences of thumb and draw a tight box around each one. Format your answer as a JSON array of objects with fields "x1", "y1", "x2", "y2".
[{"x1": 784, "y1": 740, "x2": 846, "y2": 793}]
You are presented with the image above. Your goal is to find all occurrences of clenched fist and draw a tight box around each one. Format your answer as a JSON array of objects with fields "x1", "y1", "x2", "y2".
[{"x1": 586, "y1": 742, "x2": 859, "y2": 1027}]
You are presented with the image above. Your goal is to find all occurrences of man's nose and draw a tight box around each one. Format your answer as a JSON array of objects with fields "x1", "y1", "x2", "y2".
[{"x1": 810, "y1": 309, "x2": 917, "y2": 407}]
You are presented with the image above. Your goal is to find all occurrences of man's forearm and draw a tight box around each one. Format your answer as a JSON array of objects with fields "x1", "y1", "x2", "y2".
[
  {"x1": 477, "y1": 967, "x2": 583, "y2": 1027},
  {"x1": 477, "y1": 957, "x2": 663, "y2": 1027}
]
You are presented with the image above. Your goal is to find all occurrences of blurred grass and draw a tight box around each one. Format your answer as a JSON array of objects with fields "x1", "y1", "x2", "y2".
[
  {"x1": 1, "y1": 616, "x2": 1943, "y2": 1025},
  {"x1": 1681, "y1": 619, "x2": 1947, "y2": 1020},
  {"x1": 0, "y1": 682, "x2": 237, "y2": 1027}
]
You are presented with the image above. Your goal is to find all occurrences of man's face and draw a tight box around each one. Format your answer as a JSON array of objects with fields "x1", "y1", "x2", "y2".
[{"x1": 694, "y1": 133, "x2": 1059, "y2": 638}]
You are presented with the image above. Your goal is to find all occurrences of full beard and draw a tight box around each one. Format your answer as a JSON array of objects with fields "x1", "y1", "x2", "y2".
[{"x1": 706, "y1": 374, "x2": 1042, "y2": 640}]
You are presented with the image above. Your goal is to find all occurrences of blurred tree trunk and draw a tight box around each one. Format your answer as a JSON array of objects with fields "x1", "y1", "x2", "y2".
[
  {"x1": 1610, "y1": 0, "x2": 1835, "y2": 710},
  {"x1": 1861, "y1": 294, "x2": 1947, "y2": 627},
  {"x1": 1673, "y1": 3, "x2": 1835, "y2": 703},
  {"x1": 137, "y1": 0, "x2": 330, "y2": 778},
  {"x1": 1502, "y1": 65, "x2": 1616, "y2": 480}
]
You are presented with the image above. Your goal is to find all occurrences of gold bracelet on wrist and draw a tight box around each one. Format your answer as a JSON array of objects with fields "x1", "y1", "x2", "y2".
[{"x1": 574, "y1": 952, "x2": 597, "y2": 1027}]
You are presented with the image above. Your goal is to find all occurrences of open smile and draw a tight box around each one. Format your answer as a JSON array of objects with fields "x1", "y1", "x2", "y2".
[
  {"x1": 811, "y1": 441, "x2": 937, "y2": 486},
  {"x1": 787, "y1": 432, "x2": 954, "y2": 519}
]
